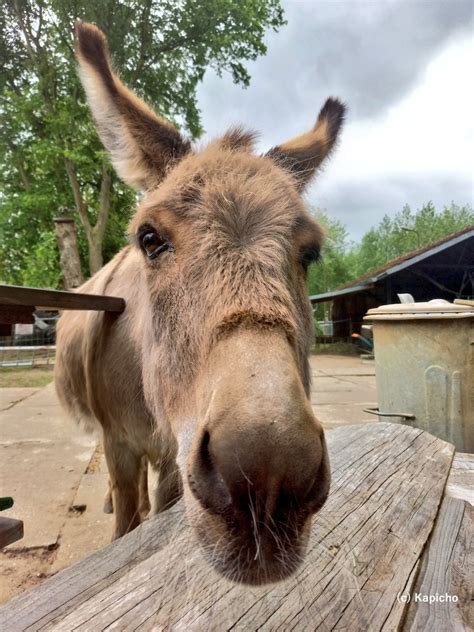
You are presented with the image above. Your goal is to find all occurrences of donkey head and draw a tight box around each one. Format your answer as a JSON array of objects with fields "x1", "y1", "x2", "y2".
[{"x1": 75, "y1": 23, "x2": 345, "y2": 585}]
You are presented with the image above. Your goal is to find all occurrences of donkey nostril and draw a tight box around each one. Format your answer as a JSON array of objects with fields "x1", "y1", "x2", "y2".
[
  {"x1": 190, "y1": 430, "x2": 231, "y2": 514},
  {"x1": 199, "y1": 431, "x2": 212, "y2": 472}
]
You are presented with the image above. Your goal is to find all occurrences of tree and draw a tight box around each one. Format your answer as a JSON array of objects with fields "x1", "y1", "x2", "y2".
[
  {"x1": 307, "y1": 208, "x2": 352, "y2": 320},
  {"x1": 348, "y1": 202, "x2": 474, "y2": 279},
  {"x1": 0, "y1": 0, "x2": 285, "y2": 286},
  {"x1": 306, "y1": 202, "x2": 473, "y2": 321}
]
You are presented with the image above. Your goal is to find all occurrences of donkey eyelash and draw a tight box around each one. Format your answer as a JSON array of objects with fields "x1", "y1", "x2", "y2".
[
  {"x1": 137, "y1": 224, "x2": 172, "y2": 259},
  {"x1": 300, "y1": 244, "x2": 322, "y2": 270}
]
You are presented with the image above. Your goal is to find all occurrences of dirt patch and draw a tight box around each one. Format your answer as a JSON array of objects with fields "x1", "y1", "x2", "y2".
[
  {"x1": 0, "y1": 546, "x2": 58, "y2": 605},
  {"x1": 85, "y1": 442, "x2": 105, "y2": 474}
]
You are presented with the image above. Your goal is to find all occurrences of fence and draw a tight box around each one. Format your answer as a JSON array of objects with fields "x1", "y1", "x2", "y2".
[
  {"x1": 0, "y1": 339, "x2": 56, "y2": 368},
  {"x1": 0, "y1": 312, "x2": 59, "y2": 368},
  {"x1": 0, "y1": 284, "x2": 125, "y2": 369},
  {"x1": 314, "y1": 317, "x2": 364, "y2": 343}
]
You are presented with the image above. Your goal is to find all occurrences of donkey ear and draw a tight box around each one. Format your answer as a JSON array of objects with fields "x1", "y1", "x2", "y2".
[
  {"x1": 74, "y1": 22, "x2": 191, "y2": 190},
  {"x1": 266, "y1": 98, "x2": 346, "y2": 192}
]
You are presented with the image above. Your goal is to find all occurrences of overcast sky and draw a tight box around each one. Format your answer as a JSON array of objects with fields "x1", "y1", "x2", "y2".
[{"x1": 197, "y1": 0, "x2": 474, "y2": 240}]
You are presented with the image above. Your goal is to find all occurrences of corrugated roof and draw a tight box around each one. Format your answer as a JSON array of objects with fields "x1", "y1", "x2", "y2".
[{"x1": 310, "y1": 225, "x2": 474, "y2": 304}]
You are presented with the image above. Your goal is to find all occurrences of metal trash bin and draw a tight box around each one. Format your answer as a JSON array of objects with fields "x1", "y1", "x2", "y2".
[{"x1": 364, "y1": 300, "x2": 474, "y2": 452}]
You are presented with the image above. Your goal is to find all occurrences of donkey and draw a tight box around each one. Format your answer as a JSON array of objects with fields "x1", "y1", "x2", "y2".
[{"x1": 55, "y1": 22, "x2": 346, "y2": 585}]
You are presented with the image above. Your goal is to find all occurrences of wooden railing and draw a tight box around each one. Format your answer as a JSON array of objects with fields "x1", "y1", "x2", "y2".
[{"x1": 0, "y1": 284, "x2": 125, "y2": 325}]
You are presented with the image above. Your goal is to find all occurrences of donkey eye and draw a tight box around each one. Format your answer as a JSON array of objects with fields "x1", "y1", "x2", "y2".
[
  {"x1": 300, "y1": 244, "x2": 321, "y2": 271},
  {"x1": 138, "y1": 229, "x2": 170, "y2": 259}
]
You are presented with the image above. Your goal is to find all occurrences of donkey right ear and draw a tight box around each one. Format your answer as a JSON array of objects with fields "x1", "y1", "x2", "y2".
[{"x1": 75, "y1": 22, "x2": 191, "y2": 190}]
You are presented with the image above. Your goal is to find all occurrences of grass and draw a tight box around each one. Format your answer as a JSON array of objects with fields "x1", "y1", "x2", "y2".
[
  {"x1": 0, "y1": 367, "x2": 55, "y2": 388},
  {"x1": 312, "y1": 341, "x2": 359, "y2": 356}
]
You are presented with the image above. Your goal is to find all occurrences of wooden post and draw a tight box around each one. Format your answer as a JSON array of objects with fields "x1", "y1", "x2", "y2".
[{"x1": 53, "y1": 214, "x2": 84, "y2": 290}]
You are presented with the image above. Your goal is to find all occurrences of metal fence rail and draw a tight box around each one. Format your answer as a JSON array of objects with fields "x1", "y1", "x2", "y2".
[{"x1": 0, "y1": 340, "x2": 56, "y2": 368}]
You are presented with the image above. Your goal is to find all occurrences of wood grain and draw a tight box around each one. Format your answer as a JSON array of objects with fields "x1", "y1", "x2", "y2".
[
  {"x1": 0, "y1": 284, "x2": 125, "y2": 313},
  {"x1": 0, "y1": 423, "x2": 455, "y2": 631},
  {"x1": 402, "y1": 496, "x2": 472, "y2": 631},
  {"x1": 446, "y1": 452, "x2": 474, "y2": 505}
]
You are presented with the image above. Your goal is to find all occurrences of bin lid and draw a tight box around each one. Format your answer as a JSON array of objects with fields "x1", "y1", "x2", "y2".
[{"x1": 364, "y1": 299, "x2": 474, "y2": 321}]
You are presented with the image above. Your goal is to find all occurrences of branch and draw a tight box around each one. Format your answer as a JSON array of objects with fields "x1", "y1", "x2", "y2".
[
  {"x1": 6, "y1": 140, "x2": 32, "y2": 190},
  {"x1": 93, "y1": 161, "x2": 112, "y2": 240},
  {"x1": 13, "y1": 0, "x2": 38, "y2": 66},
  {"x1": 13, "y1": 0, "x2": 55, "y2": 112},
  {"x1": 410, "y1": 269, "x2": 458, "y2": 296},
  {"x1": 33, "y1": 1, "x2": 44, "y2": 48},
  {"x1": 64, "y1": 157, "x2": 92, "y2": 237},
  {"x1": 17, "y1": 161, "x2": 31, "y2": 190},
  {"x1": 136, "y1": 32, "x2": 197, "y2": 78},
  {"x1": 130, "y1": 0, "x2": 154, "y2": 83}
]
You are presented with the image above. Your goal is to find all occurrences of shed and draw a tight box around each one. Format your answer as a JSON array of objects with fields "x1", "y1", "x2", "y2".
[{"x1": 310, "y1": 226, "x2": 474, "y2": 338}]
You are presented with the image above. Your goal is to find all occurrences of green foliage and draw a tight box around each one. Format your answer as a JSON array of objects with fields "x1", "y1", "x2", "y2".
[
  {"x1": 347, "y1": 202, "x2": 474, "y2": 280},
  {"x1": 307, "y1": 201, "x2": 473, "y2": 316},
  {"x1": 0, "y1": 0, "x2": 285, "y2": 286},
  {"x1": 20, "y1": 230, "x2": 62, "y2": 287},
  {"x1": 307, "y1": 208, "x2": 351, "y2": 297}
]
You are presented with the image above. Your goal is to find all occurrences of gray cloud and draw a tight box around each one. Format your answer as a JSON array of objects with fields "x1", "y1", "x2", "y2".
[
  {"x1": 196, "y1": 0, "x2": 473, "y2": 238},
  {"x1": 198, "y1": 0, "x2": 473, "y2": 142}
]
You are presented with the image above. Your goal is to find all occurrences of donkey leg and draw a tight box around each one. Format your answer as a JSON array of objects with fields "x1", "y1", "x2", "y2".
[
  {"x1": 103, "y1": 436, "x2": 142, "y2": 539},
  {"x1": 153, "y1": 453, "x2": 182, "y2": 514},
  {"x1": 138, "y1": 456, "x2": 151, "y2": 519}
]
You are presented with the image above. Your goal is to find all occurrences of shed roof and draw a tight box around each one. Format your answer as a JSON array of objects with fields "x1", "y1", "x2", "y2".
[{"x1": 310, "y1": 225, "x2": 474, "y2": 304}]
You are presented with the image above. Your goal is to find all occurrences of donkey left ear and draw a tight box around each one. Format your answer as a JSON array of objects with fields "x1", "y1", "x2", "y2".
[
  {"x1": 75, "y1": 22, "x2": 191, "y2": 190},
  {"x1": 266, "y1": 98, "x2": 346, "y2": 192}
]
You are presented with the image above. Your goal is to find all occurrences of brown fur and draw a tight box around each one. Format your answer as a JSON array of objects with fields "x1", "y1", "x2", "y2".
[
  {"x1": 267, "y1": 97, "x2": 346, "y2": 190},
  {"x1": 55, "y1": 22, "x2": 346, "y2": 584}
]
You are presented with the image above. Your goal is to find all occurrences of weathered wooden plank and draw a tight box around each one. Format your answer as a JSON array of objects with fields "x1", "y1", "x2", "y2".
[
  {"x1": 0, "y1": 503, "x2": 183, "y2": 630},
  {"x1": 445, "y1": 452, "x2": 474, "y2": 505},
  {"x1": 0, "y1": 423, "x2": 455, "y2": 631},
  {"x1": 0, "y1": 516, "x2": 24, "y2": 547},
  {"x1": 0, "y1": 284, "x2": 125, "y2": 313},
  {"x1": 402, "y1": 495, "x2": 472, "y2": 631}
]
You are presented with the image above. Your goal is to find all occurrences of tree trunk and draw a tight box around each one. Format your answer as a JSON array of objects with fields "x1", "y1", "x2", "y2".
[
  {"x1": 88, "y1": 235, "x2": 104, "y2": 276},
  {"x1": 53, "y1": 216, "x2": 84, "y2": 289},
  {"x1": 64, "y1": 157, "x2": 112, "y2": 277}
]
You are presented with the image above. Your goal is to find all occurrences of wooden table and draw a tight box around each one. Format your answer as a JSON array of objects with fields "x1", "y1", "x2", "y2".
[{"x1": 0, "y1": 423, "x2": 471, "y2": 631}]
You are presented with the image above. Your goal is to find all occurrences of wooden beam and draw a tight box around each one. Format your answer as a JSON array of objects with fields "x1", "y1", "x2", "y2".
[
  {"x1": 0, "y1": 517, "x2": 24, "y2": 548},
  {"x1": 0, "y1": 285, "x2": 125, "y2": 313},
  {"x1": 309, "y1": 283, "x2": 374, "y2": 304}
]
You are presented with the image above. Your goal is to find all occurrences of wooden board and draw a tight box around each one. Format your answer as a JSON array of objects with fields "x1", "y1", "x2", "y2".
[
  {"x1": 0, "y1": 517, "x2": 24, "y2": 548},
  {"x1": 402, "y1": 495, "x2": 472, "y2": 631},
  {"x1": 0, "y1": 285, "x2": 125, "y2": 313},
  {"x1": 445, "y1": 452, "x2": 474, "y2": 505},
  {"x1": 0, "y1": 423, "x2": 455, "y2": 631}
]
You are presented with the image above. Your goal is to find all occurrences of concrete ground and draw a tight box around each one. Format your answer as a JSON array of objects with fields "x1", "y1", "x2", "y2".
[{"x1": 0, "y1": 354, "x2": 377, "y2": 604}]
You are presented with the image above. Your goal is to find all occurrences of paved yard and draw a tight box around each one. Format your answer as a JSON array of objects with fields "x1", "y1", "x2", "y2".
[
  {"x1": 310, "y1": 355, "x2": 377, "y2": 428},
  {"x1": 0, "y1": 354, "x2": 377, "y2": 604}
]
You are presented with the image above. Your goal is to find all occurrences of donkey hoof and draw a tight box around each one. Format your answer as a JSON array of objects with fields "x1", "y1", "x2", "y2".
[{"x1": 139, "y1": 506, "x2": 151, "y2": 521}]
